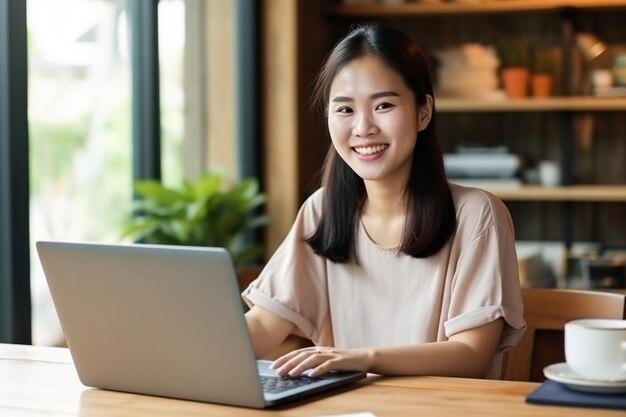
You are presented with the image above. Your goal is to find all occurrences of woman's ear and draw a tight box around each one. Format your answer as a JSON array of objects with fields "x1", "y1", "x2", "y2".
[{"x1": 417, "y1": 94, "x2": 434, "y2": 132}]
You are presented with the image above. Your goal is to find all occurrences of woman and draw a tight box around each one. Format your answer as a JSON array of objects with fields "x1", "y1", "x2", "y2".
[{"x1": 243, "y1": 24, "x2": 525, "y2": 379}]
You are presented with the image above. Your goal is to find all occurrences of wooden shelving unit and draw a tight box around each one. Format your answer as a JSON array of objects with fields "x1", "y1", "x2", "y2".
[
  {"x1": 437, "y1": 97, "x2": 626, "y2": 113},
  {"x1": 325, "y1": 0, "x2": 626, "y2": 17},
  {"x1": 473, "y1": 185, "x2": 626, "y2": 202},
  {"x1": 260, "y1": 1, "x2": 626, "y2": 253},
  {"x1": 321, "y1": 0, "x2": 626, "y2": 250}
]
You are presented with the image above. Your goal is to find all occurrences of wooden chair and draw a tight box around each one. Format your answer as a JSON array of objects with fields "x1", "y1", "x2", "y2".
[{"x1": 501, "y1": 288, "x2": 626, "y2": 382}]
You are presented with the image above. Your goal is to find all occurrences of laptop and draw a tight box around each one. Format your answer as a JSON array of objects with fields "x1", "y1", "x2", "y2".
[{"x1": 36, "y1": 241, "x2": 366, "y2": 408}]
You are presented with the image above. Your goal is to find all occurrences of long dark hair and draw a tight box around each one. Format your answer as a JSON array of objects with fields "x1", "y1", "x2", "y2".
[{"x1": 306, "y1": 24, "x2": 456, "y2": 263}]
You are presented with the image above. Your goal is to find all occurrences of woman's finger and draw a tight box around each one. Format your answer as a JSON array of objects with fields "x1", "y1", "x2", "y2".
[{"x1": 275, "y1": 349, "x2": 329, "y2": 377}]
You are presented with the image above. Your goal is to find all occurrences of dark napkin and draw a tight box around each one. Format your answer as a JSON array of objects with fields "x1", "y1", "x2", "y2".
[{"x1": 526, "y1": 379, "x2": 626, "y2": 410}]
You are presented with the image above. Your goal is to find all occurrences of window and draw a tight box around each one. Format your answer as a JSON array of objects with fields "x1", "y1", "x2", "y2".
[
  {"x1": 1, "y1": 0, "x2": 243, "y2": 345},
  {"x1": 28, "y1": 0, "x2": 133, "y2": 344},
  {"x1": 28, "y1": 0, "x2": 190, "y2": 345}
]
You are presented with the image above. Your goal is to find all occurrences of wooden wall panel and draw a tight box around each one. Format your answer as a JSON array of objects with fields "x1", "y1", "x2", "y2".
[
  {"x1": 205, "y1": 0, "x2": 236, "y2": 180},
  {"x1": 262, "y1": 0, "x2": 299, "y2": 254}
]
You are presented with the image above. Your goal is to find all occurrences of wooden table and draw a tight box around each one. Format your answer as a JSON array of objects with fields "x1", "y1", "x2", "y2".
[{"x1": 1, "y1": 343, "x2": 622, "y2": 416}]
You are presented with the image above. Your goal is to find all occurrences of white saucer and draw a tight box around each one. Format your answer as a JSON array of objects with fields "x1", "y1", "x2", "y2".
[{"x1": 543, "y1": 363, "x2": 626, "y2": 394}]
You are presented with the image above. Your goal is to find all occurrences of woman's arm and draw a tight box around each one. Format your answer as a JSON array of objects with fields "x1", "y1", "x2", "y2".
[
  {"x1": 271, "y1": 318, "x2": 504, "y2": 378},
  {"x1": 245, "y1": 305, "x2": 295, "y2": 358}
]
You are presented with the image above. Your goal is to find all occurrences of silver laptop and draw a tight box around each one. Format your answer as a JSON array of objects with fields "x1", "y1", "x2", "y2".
[{"x1": 36, "y1": 241, "x2": 366, "y2": 408}]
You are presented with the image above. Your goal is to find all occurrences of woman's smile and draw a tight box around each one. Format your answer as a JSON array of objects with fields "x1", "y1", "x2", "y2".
[{"x1": 353, "y1": 144, "x2": 389, "y2": 158}]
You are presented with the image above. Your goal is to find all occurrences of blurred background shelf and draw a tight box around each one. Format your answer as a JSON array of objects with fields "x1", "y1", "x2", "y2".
[
  {"x1": 437, "y1": 97, "x2": 626, "y2": 112},
  {"x1": 325, "y1": 0, "x2": 626, "y2": 17},
  {"x1": 265, "y1": 0, "x2": 626, "y2": 259},
  {"x1": 473, "y1": 185, "x2": 626, "y2": 201}
]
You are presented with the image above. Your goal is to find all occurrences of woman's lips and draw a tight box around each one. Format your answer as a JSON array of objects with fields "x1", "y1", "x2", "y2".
[{"x1": 352, "y1": 144, "x2": 389, "y2": 158}]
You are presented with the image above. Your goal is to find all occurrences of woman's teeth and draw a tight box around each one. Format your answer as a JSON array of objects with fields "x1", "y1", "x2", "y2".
[{"x1": 353, "y1": 144, "x2": 388, "y2": 155}]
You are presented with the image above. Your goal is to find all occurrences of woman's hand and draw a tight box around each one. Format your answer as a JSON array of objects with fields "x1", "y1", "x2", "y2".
[
  {"x1": 271, "y1": 319, "x2": 504, "y2": 378},
  {"x1": 270, "y1": 346, "x2": 374, "y2": 378}
]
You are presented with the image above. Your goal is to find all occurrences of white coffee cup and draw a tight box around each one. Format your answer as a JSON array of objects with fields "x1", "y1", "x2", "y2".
[
  {"x1": 591, "y1": 69, "x2": 613, "y2": 89},
  {"x1": 538, "y1": 160, "x2": 561, "y2": 187},
  {"x1": 564, "y1": 319, "x2": 626, "y2": 381}
]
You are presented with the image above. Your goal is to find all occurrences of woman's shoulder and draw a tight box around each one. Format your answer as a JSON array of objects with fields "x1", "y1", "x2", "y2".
[
  {"x1": 449, "y1": 183, "x2": 513, "y2": 231},
  {"x1": 450, "y1": 182, "x2": 500, "y2": 205},
  {"x1": 292, "y1": 188, "x2": 325, "y2": 230}
]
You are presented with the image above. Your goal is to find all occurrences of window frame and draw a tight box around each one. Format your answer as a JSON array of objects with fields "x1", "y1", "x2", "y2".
[{"x1": 0, "y1": 0, "x2": 31, "y2": 344}]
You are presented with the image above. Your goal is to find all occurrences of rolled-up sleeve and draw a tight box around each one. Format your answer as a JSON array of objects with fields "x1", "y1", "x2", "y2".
[
  {"x1": 444, "y1": 195, "x2": 526, "y2": 353},
  {"x1": 242, "y1": 190, "x2": 329, "y2": 342}
]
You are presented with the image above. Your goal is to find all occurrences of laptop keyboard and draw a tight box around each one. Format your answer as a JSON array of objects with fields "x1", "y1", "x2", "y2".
[{"x1": 260, "y1": 375, "x2": 318, "y2": 394}]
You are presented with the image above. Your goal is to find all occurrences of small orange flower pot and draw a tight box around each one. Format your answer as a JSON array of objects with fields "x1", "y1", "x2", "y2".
[
  {"x1": 501, "y1": 67, "x2": 530, "y2": 98},
  {"x1": 531, "y1": 73, "x2": 553, "y2": 98}
]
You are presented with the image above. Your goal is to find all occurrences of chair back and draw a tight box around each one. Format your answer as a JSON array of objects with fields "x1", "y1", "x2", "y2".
[{"x1": 501, "y1": 288, "x2": 626, "y2": 381}]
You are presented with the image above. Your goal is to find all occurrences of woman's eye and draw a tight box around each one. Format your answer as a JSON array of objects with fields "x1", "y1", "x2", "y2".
[
  {"x1": 375, "y1": 102, "x2": 394, "y2": 111},
  {"x1": 336, "y1": 106, "x2": 353, "y2": 114}
]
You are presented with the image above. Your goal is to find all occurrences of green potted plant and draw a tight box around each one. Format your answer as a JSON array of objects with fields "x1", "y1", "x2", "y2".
[
  {"x1": 498, "y1": 36, "x2": 532, "y2": 98},
  {"x1": 122, "y1": 172, "x2": 270, "y2": 278}
]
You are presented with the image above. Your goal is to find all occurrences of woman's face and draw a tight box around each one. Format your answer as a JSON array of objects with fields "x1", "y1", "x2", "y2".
[{"x1": 327, "y1": 54, "x2": 431, "y2": 187}]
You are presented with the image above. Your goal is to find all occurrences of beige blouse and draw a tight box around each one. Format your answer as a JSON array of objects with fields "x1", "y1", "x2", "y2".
[{"x1": 242, "y1": 184, "x2": 526, "y2": 378}]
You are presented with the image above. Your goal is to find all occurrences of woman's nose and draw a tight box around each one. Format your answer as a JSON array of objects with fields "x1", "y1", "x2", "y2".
[{"x1": 353, "y1": 113, "x2": 378, "y2": 137}]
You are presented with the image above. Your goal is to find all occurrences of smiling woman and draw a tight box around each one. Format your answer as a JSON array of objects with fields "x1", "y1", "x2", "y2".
[
  {"x1": 326, "y1": 55, "x2": 432, "y2": 249},
  {"x1": 241, "y1": 24, "x2": 526, "y2": 380}
]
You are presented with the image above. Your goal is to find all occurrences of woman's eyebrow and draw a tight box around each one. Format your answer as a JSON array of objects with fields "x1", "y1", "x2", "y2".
[
  {"x1": 331, "y1": 90, "x2": 400, "y2": 103},
  {"x1": 371, "y1": 91, "x2": 399, "y2": 99},
  {"x1": 331, "y1": 96, "x2": 352, "y2": 103}
]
